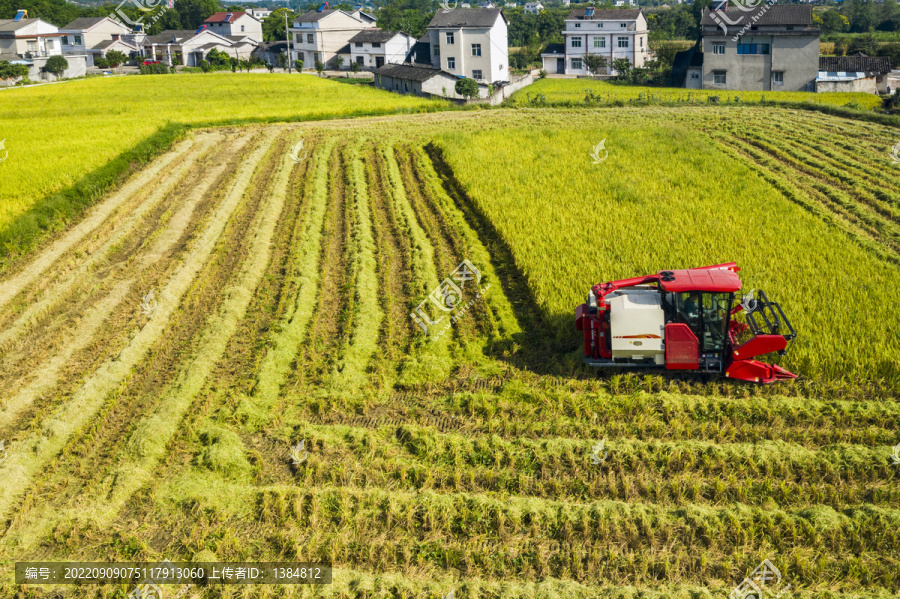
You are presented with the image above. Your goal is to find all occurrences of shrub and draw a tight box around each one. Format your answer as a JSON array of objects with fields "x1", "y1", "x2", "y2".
[
  {"x1": 42, "y1": 55, "x2": 69, "y2": 79},
  {"x1": 294, "y1": 59, "x2": 303, "y2": 72},
  {"x1": 140, "y1": 62, "x2": 170, "y2": 75},
  {"x1": 94, "y1": 56, "x2": 109, "y2": 69},
  {"x1": 538, "y1": 69, "x2": 547, "y2": 79},
  {"x1": 455, "y1": 77, "x2": 480, "y2": 99}
]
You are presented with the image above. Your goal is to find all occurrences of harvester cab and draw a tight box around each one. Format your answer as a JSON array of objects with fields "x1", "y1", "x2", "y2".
[{"x1": 575, "y1": 263, "x2": 797, "y2": 383}]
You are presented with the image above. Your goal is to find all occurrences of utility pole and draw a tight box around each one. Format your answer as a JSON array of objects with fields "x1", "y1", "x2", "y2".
[{"x1": 285, "y1": 10, "x2": 293, "y2": 73}]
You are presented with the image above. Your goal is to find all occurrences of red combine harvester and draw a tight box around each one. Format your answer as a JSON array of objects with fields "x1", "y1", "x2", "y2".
[{"x1": 575, "y1": 263, "x2": 797, "y2": 383}]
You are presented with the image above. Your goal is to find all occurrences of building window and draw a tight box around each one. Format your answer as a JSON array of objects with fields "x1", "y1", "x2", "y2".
[
  {"x1": 640, "y1": 37, "x2": 643, "y2": 47},
  {"x1": 307, "y1": 33, "x2": 313, "y2": 43},
  {"x1": 473, "y1": 69, "x2": 482, "y2": 79},
  {"x1": 571, "y1": 58, "x2": 582, "y2": 69},
  {"x1": 617, "y1": 36, "x2": 628, "y2": 48},
  {"x1": 27, "y1": 40, "x2": 37, "y2": 51},
  {"x1": 690, "y1": 72, "x2": 699, "y2": 79},
  {"x1": 571, "y1": 36, "x2": 581, "y2": 48},
  {"x1": 240, "y1": 25, "x2": 245, "y2": 32},
  {"x1": 713, "y1": 70, "x2": 726, "y2": 84},
  {"x1": 737, "y1": 43, "x2": 769, "y2": 54},
  {"x1": 575, "y1": 22, "x2": 580, "y2": 27},
  {"x1": 447, "y1": 56, "x2": 455, "y2": 69},
  {"x1": 61, "y1": 35, "x2": 68, "y2": 45},
  {"x1": 356, "y1": 55, "x2": 364, "y2": 65},
  {"x1": 372, "y1": 42, "x2": 381, "y2": 48},
  {"x1": 404, "y1": 81, "x2": 408, "y2": 91},
  {"x1": 593, "y1": 37, "x2": 604, "y2": 48},
  {"x1": 434, "y1": 45, "x2": 440, "y2": 56},
  {"x1": 712, "y1": 43, "x2": 725, "y2": 54},
  {"x1": 74, "y1": 35, "x2": 82, "y2": 45},
  {"x1": 355, "y1": 42, "x2": 362, "y2": 47},
  {"x1": 471, "y1": 43, "x2": 481, "y2": 56},
  {"x1": 620, "y1": 23, "x2": 626, "y2": 27},
  {"x1": 47, "y1": 39, "x2": 55, "y2": 50},
  {"x1": 314, "y1": 52, "x2": 319, "y2": 62},
  {"x1": 773, "y1": 71, "x2": 784, "y2": 85},
  {"x1": 446, "y1": 32, "x2": 454, "y2": 44}
]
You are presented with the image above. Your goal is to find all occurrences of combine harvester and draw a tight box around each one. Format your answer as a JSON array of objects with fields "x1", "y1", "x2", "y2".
[{"x1": 575, "y1": 263, "x2": 797, "y2": 383}]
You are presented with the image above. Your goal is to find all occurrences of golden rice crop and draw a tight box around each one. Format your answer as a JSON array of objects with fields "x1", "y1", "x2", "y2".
[{"x1": 433, "y1": 108, "x2": 900, "y2": 383}]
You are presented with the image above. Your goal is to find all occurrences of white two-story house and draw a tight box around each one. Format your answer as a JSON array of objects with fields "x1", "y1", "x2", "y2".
[
  {"x1": 60, "y1": 17, "x2": 134, "y2": 67},
  {"x1": 545, "y1": 7, "x2": 649, "y2": 75},
  {"x1": 425, "y1": 8, "x2": 508, "y2": 84},
  {"x1": 203, "y1": 12, "x2": 263, "y2": 44},
  {"x1": 349, "y1": 29, "x2": 415, "y2": 70},
  {"x1": 289, "y1": 8, "x2": 376, "y2": 68},
  {"x1": 0, "y1": 12, "x2": 86, "y2": 79}
]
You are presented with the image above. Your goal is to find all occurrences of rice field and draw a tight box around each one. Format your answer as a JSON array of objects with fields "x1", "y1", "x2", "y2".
[
  {"x1": 0, "y1": 73, "x2": 444, "y2": 234},
  {"x1": 0, "y1": 107, "x2": 898, "y2": 599},
  {"x1": 511, "y1": 78, "x2": 886, "y2": 110}
]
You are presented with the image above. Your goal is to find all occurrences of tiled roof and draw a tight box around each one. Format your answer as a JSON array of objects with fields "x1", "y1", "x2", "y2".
[
  {"x1": 375, "y1": 62, "x2": 452, "y2": 81},
  {"x1": 819, "y1": 54, "x2": 890, "y2": 75},
  {"x1": 427, "y1": 8, "x2": 504, "y2": 28},
  {"x1": 349, "y1": 29, "x2": 403, "y2": 43},
  {"x1": 700, "y1": 5, "x2": 813, "y2": 27}
]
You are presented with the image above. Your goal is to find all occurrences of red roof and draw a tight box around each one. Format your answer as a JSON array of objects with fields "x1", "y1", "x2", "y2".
[
  {"x1": 658, "y1": 267, "x2": 741, "y2": 293},
  {"x1": 204, "y1": 12, "x2": 249, "y2": 23}
]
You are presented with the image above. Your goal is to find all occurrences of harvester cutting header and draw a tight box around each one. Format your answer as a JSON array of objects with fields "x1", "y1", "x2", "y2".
[{"x1": 575, "y1": 263, "x2": 797, "y2": 384}]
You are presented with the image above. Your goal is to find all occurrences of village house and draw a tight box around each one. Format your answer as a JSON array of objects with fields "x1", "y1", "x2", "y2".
[
  {"x1": 289, "y1": 8, "x2": 376, "y2": 68},
  {"x1": 524, "y1": 2, "x2": 544, "y2": 14},
  {"x1": 689, "y1": 5, "x2": 820, "y2": 91},
  {"x1": 373, "y1": 62, "x2": 490, "y2": 98},
  {"x1": 203, "y1": 12, "x2": 263, "y2": 44},
  {"x1": 0, "y1": 11, "x2": 86, "y2": 79},
  {"x1": 817, "y1": 53, "x2": 891, "y2": 94},
  {"x1": 348, "y1": 29, "x2": 415, "y2": 70},
  {"x1": 244, "y1": 7, "x2": 272, "y2": 21},
  {"x1": 424, "y1": 8, "x2": 509, "y2": 84},
  {"x1": 59, "y1": 17, "x2": 134, "y2": 67},
  {"x1": 542, "y1": 7, "x2": 649, "y2": 76},
  {"x1": 140, "y1": 29, "x2": 254, "y2": 66}
]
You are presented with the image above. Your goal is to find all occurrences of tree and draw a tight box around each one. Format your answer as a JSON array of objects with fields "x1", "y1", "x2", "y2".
[
  {"x1": 455, "y1": 77, "x2": 479, "y2": 99},
  {"x1": 278, "y1": 51, "x2": 288, "y2": 71},
  {"x1": 351, "y1": 60, "x2": 360, "y2": 75},
  {"x1": 375, "y1": 0, "x2": 434, "y2": 38},
  {"x1": 848, "y1": 32, "x2": 879, "y2": 56},
  {"x1": 173, "y1": 0, "x2": 219, "y2": 29},
  {"x1": 93, "y1": 56, "x2": 109, "y2": 69},
  {"x1": 105, "y1": 50, "x2": 128, "y2": 69},
  {"x1": 263, "y1": 8, "x2": 297, "y2": 42},
  {"x1": 42, "y1": 54, "x2": 68, "y2": 80},
  {"x1": 315, "y1": 59, "x2": 324, "y2": 76},
  {"x1": 880, "y1": 0, "x2": 900, "y2": 30},
  {"x1": 583, "y1": 54, "x2": 608, "y2": 75},
  {"x1": 611, "y1": 58, "x2": 632, "y2": 78},
  {"x1": 294, "y1": 59, "x2": 304, "y2": 72},
  {"x1": 820, "y1": 10, "x2": 848, "y2": 35},
  {"x1": 333, "y1": 55, "x2": 344, "y2": 71}
]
